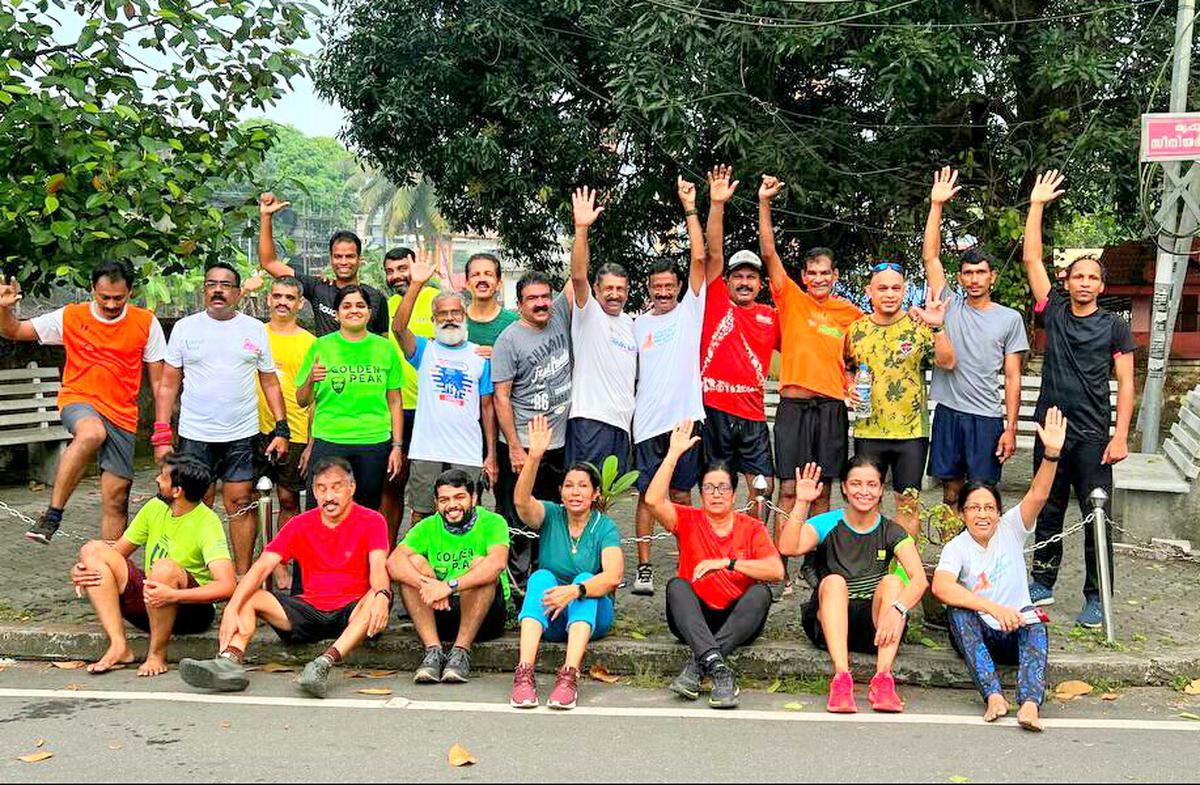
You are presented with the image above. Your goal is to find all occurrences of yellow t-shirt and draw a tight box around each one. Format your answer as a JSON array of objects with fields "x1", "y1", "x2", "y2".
[
  {"x1": 846, "y1": 314, "x2": 934, "y2": 439},
  {"x1": 389, "y1": 287, "x2": 439, "y2": 411},
  {"x1": 258, "y1": 324, "x2": 316, "y2": 442}
]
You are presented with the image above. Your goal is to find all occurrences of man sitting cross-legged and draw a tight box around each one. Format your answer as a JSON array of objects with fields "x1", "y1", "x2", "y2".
[
  {"x1": 71, "y1": 455, "x2": 235, "y2": 677},
  {"x1": 387, "y1": 469, "x2": 510, "y2": 685},
  {"x1": 179, "y1": 456, "x2": 391, "y2": 698}
]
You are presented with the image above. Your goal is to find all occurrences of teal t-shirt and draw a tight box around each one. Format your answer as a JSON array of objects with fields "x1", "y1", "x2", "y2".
[
  {"x1": 536, "y1": 502, "x2": 622, "y2": 584},
  {"x1": 297, "y1": 332, "x2": 402, "y2": 445},
  {"x1": 468, "y1": 308, "x2": 519, "y2": 347},
  {"x1": 401, "y1": 507, "x2": 511, "y2": 599}
]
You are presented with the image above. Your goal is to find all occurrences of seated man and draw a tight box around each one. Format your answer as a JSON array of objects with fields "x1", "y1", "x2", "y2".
[
  {"x1": 179, "y1": 456, "x2": 391, "y2": 698},
  {"x1": 645, "y1": 421, "x2": 784, "y2": 710},
  {"x1": 387, "y1": 469, "x2": 510, "y2": 685},
  {"x1": 72, "y1": 455, "x2": 235, "y2": 677},
  {"x1": 780, "y1": 456, "x2": 927, "y2": 714}
]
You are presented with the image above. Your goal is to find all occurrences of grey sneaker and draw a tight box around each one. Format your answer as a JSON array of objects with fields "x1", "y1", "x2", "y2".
[
  {"x1": 708, "y1": 664, "x2": 740, "y2": 709},
  {"x1": 1076, "y1": 596, "x2": 1103, "y2": 629},
  {"x1": 179, "y1": 656, "x2": 249, "y2": 692},
  {"x1": 413, "y1": 646, "x2": 445, "y2": 684},
  {"x1": 24, "y1": 513, "x2": 60, "y2": 545},
  {"x1": 632, "y1": 563, "x2": 654, "y2": 596},
  {"x1": 441, "y1": 646, "x2": 471, "y2": 683},
  {"x1": 669, "y1": 658, "x2": 702, "y2": 701},
  {"x1": 298, "y1": 655, "x2": 335, "y2": 698}
]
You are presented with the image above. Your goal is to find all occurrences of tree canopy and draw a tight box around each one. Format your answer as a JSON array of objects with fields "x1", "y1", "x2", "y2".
[
  {"x1": 248, "y1": 120, "x2": 360, "y2": 226},
  {"x1": 317, "y1": 0, "x2": 1181, "y2": 307}
]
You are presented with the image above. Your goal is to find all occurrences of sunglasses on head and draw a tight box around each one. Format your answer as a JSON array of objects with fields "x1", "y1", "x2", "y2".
[{"x1": 870, "y1": 262, "x2": 904, "y2": 275}]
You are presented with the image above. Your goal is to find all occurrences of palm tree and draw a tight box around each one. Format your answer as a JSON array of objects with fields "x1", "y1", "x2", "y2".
[{"x1": 353, "y1": 168, "x2": 448, "y2": 246}]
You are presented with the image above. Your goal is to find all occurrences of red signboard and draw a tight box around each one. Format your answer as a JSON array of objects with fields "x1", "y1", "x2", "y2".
[{"x1": 1141, "y1": 113, "x2": 1200, "y2": 162}]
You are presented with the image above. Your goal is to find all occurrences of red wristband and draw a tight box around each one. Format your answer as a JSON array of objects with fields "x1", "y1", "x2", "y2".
[{"x1": 150, "y1": 422, "x2": 173, "y2": 447}]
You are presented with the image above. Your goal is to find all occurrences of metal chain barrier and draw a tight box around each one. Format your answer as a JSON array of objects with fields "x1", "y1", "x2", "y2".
[{"x1": 0, "y1": 495, "x2": 264, "y2": 544}]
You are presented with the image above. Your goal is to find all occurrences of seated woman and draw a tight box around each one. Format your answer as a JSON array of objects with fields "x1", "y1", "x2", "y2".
[
  {"x1": 509, "y1": 415, "x2": 624, "y2": 711},
  {"x1": 933, "y1": 407, "x2": 1067, "y2": 732},
  {"x1": 645, "y1": 421, "x2": 784, "y2": 710}
]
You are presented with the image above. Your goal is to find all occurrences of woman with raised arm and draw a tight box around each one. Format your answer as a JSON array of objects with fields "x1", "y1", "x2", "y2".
[{"x1": 508, "y1": 415, "x2": 625, "y2": 711}]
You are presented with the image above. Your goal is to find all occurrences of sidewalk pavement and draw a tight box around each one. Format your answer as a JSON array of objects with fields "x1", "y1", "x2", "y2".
[{"x1": 0, "y1": 450, "x2": 1197, "y2": 687}]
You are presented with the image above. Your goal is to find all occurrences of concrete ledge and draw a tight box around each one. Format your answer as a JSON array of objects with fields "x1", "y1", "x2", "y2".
[{"x1": 3, "y1": 623, "x2": 1198, "y2": 689}]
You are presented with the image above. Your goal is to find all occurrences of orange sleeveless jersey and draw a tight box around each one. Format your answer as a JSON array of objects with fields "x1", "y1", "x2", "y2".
[{"x1": 58, "y1": 303, "x2": 156, "y2": 433}]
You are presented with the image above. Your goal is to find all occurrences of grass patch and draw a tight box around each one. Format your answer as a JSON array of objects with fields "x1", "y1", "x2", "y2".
[
  {"x1": 747, "y1": 675, "x2": 828, "y2": 695},
  {"x1": 623, "y1": 660, "x2": 668, "y2": 690},
  {"x1": 0, "y1": 603, "x2": 34, "y2": 623}
]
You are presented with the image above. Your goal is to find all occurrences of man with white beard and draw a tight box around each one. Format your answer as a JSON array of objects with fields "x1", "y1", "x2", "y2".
[{"x1": 391, "y1": 250, "x2": 498, "y2": 528}]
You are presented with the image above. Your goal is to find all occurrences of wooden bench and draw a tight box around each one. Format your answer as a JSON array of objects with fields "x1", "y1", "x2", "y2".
[{"x1": 0, "y1": 363, "x2": 70, "y2": 484}]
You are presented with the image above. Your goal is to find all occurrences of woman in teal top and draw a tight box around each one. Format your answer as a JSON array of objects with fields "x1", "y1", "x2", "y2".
[
  {"x1": 509, "y1": 415, "x2": 624, "y2": 711},
  {"x1": 296, "y1": 285, "x2": 403, "y2": 510}
]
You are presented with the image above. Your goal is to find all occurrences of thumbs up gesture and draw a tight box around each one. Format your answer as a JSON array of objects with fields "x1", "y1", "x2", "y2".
[{"x1": 310, "y1": 352, "x2": 327, "y2": 383}]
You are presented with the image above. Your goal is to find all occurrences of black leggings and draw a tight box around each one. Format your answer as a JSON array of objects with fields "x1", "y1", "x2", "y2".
[
  {"x1": 306, "y1": 439, "x2": 392, "y2": 511},
  {"x1": 665, "y1": 578, "x2": 771, "y2": 662}
]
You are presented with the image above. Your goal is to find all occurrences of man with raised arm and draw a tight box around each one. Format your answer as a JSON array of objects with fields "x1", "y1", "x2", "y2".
[
  {"x1": 1021, "y1": 170, "x2": 1135, "y2": 628},
  {"x1": 257, "y1": 192, "x2": 389, "y2": 337},
  {"x1": 566, "y1": 186, "x2": 637, "y2": 475},
  {"x1": 629, "y1": 177, "x2": 709, "y2": 597},
  {"x1": 0, "y1": 261, "x2": 167, "y2": 543},
  {"x1": 922, "y1": 167, "x2": 1029, "y2": 506}
]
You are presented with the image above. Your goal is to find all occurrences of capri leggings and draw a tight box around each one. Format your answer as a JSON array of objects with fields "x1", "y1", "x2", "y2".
[
  {"x1": 947, "y1": 605, "x2": 1048, "y2": 706},
  {"x1": 518, "y1": 569, "x2": 614, "y2": 641}
]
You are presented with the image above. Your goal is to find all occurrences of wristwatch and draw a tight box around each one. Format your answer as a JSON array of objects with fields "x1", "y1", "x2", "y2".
[
  {"x1": 727, "y1": 558, "x2": 737, "y2": 572},
  {"x1": 448, "y1": 579, "x2": 460, "y2": 595},
  {"x1": 575, "y1": 581, "x2": 588, "y2": 600},
  {"x1": 891, "y1": 600, "x2": 910, "y2": 618}
]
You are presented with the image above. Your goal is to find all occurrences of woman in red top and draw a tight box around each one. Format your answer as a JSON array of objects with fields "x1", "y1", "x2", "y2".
[{"x1": 645, "y1": 421, "x2": 784, "y2": 710}]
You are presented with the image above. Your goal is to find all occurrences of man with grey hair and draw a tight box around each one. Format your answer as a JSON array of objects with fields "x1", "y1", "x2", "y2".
[{"x1": 391, "y1": 248, "x2": 497, "y2": 527}]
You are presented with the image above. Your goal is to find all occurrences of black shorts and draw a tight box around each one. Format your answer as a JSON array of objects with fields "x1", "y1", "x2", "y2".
[
  {"x1": 433, "y1": 586, "x2": 508, "y2": 643},
  {"x1": 269, "y1": 591, "x2": 358, "y2": 645},
  {"x1": 702, "y1": 407, "x2": 774, "y2": 480},
  {"x1": 634, "y1": 426, "x2": 702, "y2": 493},
  {"x1": 774, "y1": 397, "x2": 849, "y2": 480},
  {"x1": 177, "y1": 435, "x2": 257, "y2": 483},
  {"x1": 402, "y1": 409, "x2": 416, "y2": 454},
  {"x1": 927, "y1": 404, "x2": 1004, "y2": 484},
  {"x1": 803, "y1": 594, "x2": 892, "y2": 655},
  {"x1": 854, "y1": 438, "x2": 929, "y2": 492},
  {"x1": 566, "y1": 417, "x2": 631, "y2": 476},
  {"x1": 255, "y1": 434, "x2": 307, "y2": 492}
]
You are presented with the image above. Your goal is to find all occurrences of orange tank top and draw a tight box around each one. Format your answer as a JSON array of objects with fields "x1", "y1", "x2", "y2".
[{"x1": 58, "y1": 303, "x2": 155, "y2": 433}]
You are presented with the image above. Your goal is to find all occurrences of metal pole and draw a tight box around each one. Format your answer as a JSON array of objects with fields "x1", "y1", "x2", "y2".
[
  {"x1": 1140, "y1": 0, "x2": 1196, "y2": 451},
  {"x1": 256, "y1": 476, "x2": 275, "y2": 591},
  {"x1": 1090, "y1": 488, "x2": 1116, "y2": 644},
  {"x1": 752, "y1": 474, "x2": 770, "y2": 522}
]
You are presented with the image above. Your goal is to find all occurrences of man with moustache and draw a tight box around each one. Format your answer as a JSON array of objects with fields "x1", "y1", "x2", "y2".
[
  {"x1": 157, "y1": 262, "x2": 291, "y2": 576},
  {"x1": 391, "y1": 251, "x2": 497, "y2": 527},
  {"x1": 464, "y1": 252, "x2": 519, "y2": 356},
  {"x1": 566, "y1": 186, "x2": 637, "y2": 474}
]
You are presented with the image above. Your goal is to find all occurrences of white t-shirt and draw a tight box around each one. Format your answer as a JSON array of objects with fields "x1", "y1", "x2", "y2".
[
  {"x1": 32, "y1": 303, "x2": 167, "y2": 361},
  {"x1": 570, "y1": 296, "x2": 637, "y2": 432},
  {"x1": 408, "y1": 337, "x2": 493, "y2": 466},
  {"x1": 936, "y1": 505, "x2": 1033, "y2": 630},
  {"x1": 632, "y1": 285, "x2": 706, "y2": 443},
  {"x1": 164, "y1": 311, "x2": 275, "y2": 442}
]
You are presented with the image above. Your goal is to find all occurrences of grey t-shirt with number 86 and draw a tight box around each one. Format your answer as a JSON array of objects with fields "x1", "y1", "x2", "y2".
[{"x1": 490, "y1": 294, "x2": 573, "y2": 449}]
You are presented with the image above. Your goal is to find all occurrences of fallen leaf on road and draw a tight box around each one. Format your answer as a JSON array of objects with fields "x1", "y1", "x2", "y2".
[
  {"x1": 356, "y1": 687, "x2": 392, "y2": 696},
  {"x1": 628, "y1": 630, "x2": 647, "y2": 640},
  {"x1": 34, "y1": 739, "x2": 45, "y2": 748},
  {"x1": 948, "y1": 777, "x2": 969, "y2": 783},
  {"x1": 64, "y1": 684, "x2": 82, "y2": 691},
  {"x1": 107, "y1": 743, "x2": 123, "y2": 751},
  {"x1": 260, "y1": 663, "x2": 294, "y2": 673},
  {"x1": 51, "y1": 661, "x2": 85, "y2": 670},
  {"x1": 766, "y1": 678, "x2": 782, "y2": 694},
  {"x1": 220, "y1": 721, "x2": 232, "y2": 729},
  {"x1": 1179, "y1": 712, "x2": 1200, "y2": 721},
  {"x1": 1183, "y1": 678, "x2": 1200, "y2": 696},
  {"x1": 448, "y1": 743, "x2": 477, "y2": 767},
  {"x1": 353, "y1": 669, "x2": 397, "y2": 679},
  {"x1": 18, "y1": 752, "x2": 53, "y2": 763},
  {"x1": 1100, "y1": 692, "x2": 1120, "y2": 701},
  {"x1": 783, "y1": 702, "x2": 805, "y2": 711},
  {"x1": 588, "y1": 665, "x2": 619, "y2": 684},
  {"x1": 1053, "y1": 680, "x2": 1093, "y2": 700}
]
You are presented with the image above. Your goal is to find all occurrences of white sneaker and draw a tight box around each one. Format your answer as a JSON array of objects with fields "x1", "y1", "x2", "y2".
[{"x1": 632, "y1": 563, "x2": 654, "y2": 596}]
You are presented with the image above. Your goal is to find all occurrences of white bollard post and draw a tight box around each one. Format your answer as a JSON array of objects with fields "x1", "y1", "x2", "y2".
[
  {"x1": 1090, "y1": 488, "x2": 1116, "y2": 644},
  {"x1": 256, "y1": 476, "x2": 275, "y2": 591},
  {"x1": 753, "y1": 474, "x2": 770, "y2": 522}
]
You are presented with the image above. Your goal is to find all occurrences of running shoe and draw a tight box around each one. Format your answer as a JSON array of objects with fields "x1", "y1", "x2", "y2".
[
  {"x1": 547, "y1": 666, "x2": 580, "y2": 710},
  {"x1": 867, "y1": 671, "x2": 904, "y2": 713},
  {"x1": 1028, "y1": 580, "x2": 1056, "y2": 607},
  {"x1": 413, "y1": 646, "x2": 446, "y2": 684},
  {"x1": 510, "y1": 663, "x2": 539, "y2": 708},
  {"x1": 826, "y1": 671, "x2": 857, "y2": 714},
  {"x1": 708, "y1": 665, "x2": 739, "y2": 709},
  {"x1": 24, "y1": 513, "x2": 60, "y2": 545},
  {"x1": 1076, "y1": 596, "x2": 1103, "y2": 629},
  {"x1": 632, "y1": 563, "x2": 654, "y2": 596},
  {"x1": 298, "y1": 655, "x2": 334, "y2": 698},
  {"x1": 441, "y1": 646, "x2": 472, "y2": 683},
  {"x1": 669, "y1": 658, "x2": 702, "y2": 700},
  {"x1": 179, "y1": 656, "x2": 249, "y2": 693}
]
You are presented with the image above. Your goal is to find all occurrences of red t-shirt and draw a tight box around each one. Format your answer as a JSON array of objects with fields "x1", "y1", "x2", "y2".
[
  {"x1": 700, "y1": 277, "x2": 780, "y2": 421},
  {"x1": 673, "y1": 504, "x2": 778, "y2": 610},
  {"x1": 265, "y1": 503, "x2": 388, "y2": 611}
]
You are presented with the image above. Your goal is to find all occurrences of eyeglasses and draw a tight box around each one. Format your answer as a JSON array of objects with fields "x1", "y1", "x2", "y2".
[
  {"x1": 203, "y1": 280, "x2": 239, "y2": 290},
  {"x1": 870, "y1": 262, "x2": 904, "y2": 275},
  {"x1": 701, "y1": 483, "x2": 734, "y2": 496},
  {"x1": 963, "y1": 503, "x2": 998, "y2": 515}
]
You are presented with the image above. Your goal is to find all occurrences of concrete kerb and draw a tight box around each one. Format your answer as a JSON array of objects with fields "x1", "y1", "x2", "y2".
[{"x1": 2, "y1": 623, "x2": 1197, "y2": 690}]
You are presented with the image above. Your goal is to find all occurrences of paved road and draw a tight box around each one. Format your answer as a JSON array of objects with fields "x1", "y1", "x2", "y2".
[{"x1": 0, "y1": 662, "x2": 1197, "y2": 781}]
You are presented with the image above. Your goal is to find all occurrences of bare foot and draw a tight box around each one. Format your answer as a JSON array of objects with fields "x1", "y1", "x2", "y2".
[
  {"x1": 137, "y1": 654, "x2": 169, "y2": 678},
  {"x1": 1017, "y1": 700, "x2": 1044, "y2": 732},
  {"x1": 87, "y1": 644, "x2": 135, "y2": 674},
  {"x1": 983, "y1": 693, "x2": 1009, "y2": 722}
]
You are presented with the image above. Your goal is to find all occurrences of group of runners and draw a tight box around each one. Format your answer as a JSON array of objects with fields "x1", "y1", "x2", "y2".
[{"x1": 0, "y1": 165, "x2": 1133, "y2": 729}]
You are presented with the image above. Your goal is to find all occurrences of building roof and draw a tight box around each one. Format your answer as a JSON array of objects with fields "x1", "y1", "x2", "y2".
[{"x1": 1061, "y1": 239, "x2": 1200, "y2": 286}]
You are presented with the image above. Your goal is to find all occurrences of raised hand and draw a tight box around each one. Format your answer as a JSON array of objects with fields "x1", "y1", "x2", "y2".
[
  {"x1": 1034, "y1": 406, "x2": 1067, "y2": 458},
  {"x1": 793, "y1": 462, "x2": 824, "y2": 505},
  {"x1": 0, "y1": 276, "x2": 22, "y2": 310},
  {"x1": 410, "y1": 247, "x2": 436, "y2": 286},
  {"x1": 1030, "y1": 170, "x2": 1065, "y2": 206},
  {"x1": 572, "y1": 186, "x2": 605, "y2": 228},
  {"x1": 677, "y1": 176, "x2": 698, "y2": 211},
  {"x1": 526, "y1": 414, "x2": 553, "y2": 455},
  {"x1": 758, "y1": 174, "x2": 785, "y2": 202},
  {"x1": 707, "y1": 165, "x2": 739, "y2": 204},
  {"x1": 309, "y1": 352, "x2": 327, "y2": 383},
  {"x1": 258, "y1": 192, "x2": 291, "y2": 217},
  {"x1": 910, "y1": 284, "x2": 948, "y2": 328},
  {"x1": 667, "y1": 420, "x2": 700, "y2": 456},
  {"x1": 930, "y1": 166, "x2": 961, "y2": 205}
]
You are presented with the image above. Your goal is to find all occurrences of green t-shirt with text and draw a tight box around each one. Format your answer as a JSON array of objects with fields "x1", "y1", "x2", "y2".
[
  {"x1": 123, "y1": 498, "x2": 231, "y2": 585},
  {"x1": 298, "y1": 332, "x2": 403, "y2": 444},
  {"x1": 401, "y1": 507, "x2": 511, "y2": 599}
]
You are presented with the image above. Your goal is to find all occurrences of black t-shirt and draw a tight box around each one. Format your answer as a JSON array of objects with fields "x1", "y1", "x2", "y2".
[
  {"x1": 1034, "y1": 288, "x2": 1135, "y2": 443},
  {"x1": 297, "y1": 274, "x2": 389, "y2": 337},
  {"x1": 810, "y1": 510, "x2": 910, "y2": 601}
]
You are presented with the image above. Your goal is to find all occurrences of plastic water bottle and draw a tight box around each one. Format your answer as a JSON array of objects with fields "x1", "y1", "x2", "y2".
[{"x1": 854, "y1": 364, "x2": 873, "y2": 419}]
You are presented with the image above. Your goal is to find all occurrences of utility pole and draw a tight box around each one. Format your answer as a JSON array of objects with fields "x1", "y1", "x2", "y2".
[{"x1": 1140, "y1": 0, "x2": 1198, "y2": 452}]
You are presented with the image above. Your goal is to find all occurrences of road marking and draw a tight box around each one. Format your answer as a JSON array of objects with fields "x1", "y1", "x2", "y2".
[{"x1": 1, "y1": 686, "x2": 1197, "y2": 732}]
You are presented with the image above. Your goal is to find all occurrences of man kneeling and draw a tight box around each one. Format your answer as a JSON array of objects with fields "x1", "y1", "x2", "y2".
[
  {"x1": 72, "y1": 455, "x2": 235, "y2": 676},
  {"x1": 387, "y1": 469, "x2": 510, "y2": 684},
  {"x1": 780, "y1": 456, "x2": 927, "y2": 714},
  {"x1": 180, "y1": 456, "x2": 391, "y2": 697}
]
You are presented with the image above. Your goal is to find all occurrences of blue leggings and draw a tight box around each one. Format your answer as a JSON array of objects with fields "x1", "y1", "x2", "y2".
[
  {"x1": 518, "y1": 569, "x2": 614, "y2": 642},
  {"x1": 948, "y1": 606, "x2": 1048, "y2": 706}
]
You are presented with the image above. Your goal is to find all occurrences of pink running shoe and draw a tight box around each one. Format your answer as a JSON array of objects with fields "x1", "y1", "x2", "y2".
[
  {"x1": 547, "y1": 666, "x2": 580, "y2": 710},
  {"x1": 868, "y1": 671, "x2": 904, "y2": 713},
  {"x1": 510, "y1": 663, "x2": 539, "y2": 708},
  {"x1": 826, "y1": 671, "x2": 858, "y2": 714}
]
